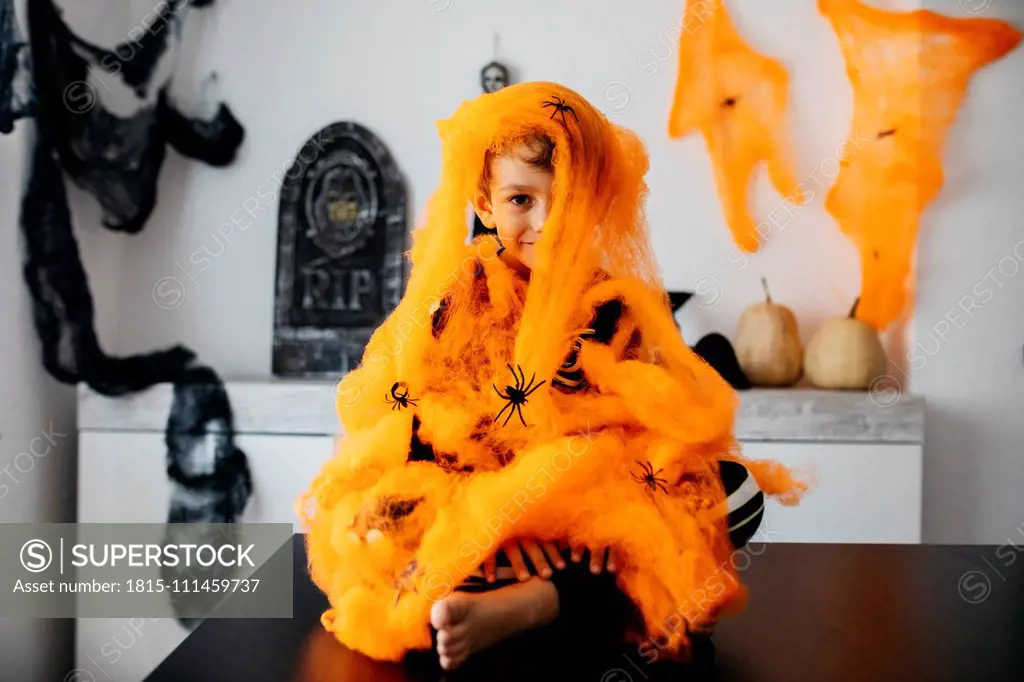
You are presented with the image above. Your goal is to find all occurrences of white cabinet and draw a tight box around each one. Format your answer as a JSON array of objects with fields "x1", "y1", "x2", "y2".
[
  {"x1": 731, "y1": 388, "x2": 925, "y2": 545},
  {"x1": 77, "y1": 431, "x2": 335, "y2": 527},
  {"x1": 74, "y1": 424, "x2": 336, "y2": 682},
  {"x1": 742, "y1": 441, "x2": 922, "y2": 544},
  {"x1": 75, "y1": 381, "x2": 925, "y2": 680}
]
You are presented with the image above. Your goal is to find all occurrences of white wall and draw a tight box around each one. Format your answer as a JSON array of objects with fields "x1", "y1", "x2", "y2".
[
  {"x1": 0, "y1": 66, "x2": 72, "y2": 682},
  {"x1": 913, "y1": 0, "x2": 1024, "y2": 545},
  {"x1": 0, "y1": 117, "x2": 74, "y2": 682},
  {"x1": 103, "y1": 0, "x2": 1024, "y2": 545}
]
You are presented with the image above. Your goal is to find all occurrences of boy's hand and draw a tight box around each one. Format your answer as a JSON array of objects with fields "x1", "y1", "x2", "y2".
[
  {"x1": 483, "y1": 539, "x2": 564, "y2": 582},
  {"x1": 569, "y1": 541, "x2": 621, "y2": 574}
]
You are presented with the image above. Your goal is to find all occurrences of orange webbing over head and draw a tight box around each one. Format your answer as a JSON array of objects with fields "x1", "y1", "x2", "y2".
[
  {"x1": 819, "y1": 0, "x2": 1021, "y2": 330},
  {"x1": 298, "y1": 81, "x2": 808, "y2": 662},
  {"x1": 668, "y1": 0, "x2": 806, "y2": 252}
]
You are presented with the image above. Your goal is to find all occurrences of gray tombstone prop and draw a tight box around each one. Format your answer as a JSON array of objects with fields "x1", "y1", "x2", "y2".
[{"x1": 272, "y1": 121, "x2": 407, "y2": 377}]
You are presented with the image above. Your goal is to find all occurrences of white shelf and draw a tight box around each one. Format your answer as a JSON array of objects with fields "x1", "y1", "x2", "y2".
[{"x1": 78, "y1": 378, "x2": 924, "y2": 444}]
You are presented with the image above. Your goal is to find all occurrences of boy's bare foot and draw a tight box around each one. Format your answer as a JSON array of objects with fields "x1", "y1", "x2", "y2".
[{"x1": 429, "y1": 578, "x2": 559, "y2": 671}]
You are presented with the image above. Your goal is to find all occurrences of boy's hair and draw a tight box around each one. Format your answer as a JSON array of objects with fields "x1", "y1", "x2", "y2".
[{"x1": 477, "y1": 132, "x2": 555, "y2": 198}]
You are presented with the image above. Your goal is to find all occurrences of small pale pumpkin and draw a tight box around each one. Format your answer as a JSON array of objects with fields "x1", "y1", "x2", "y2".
[
  {"x1": 734, "y1": 278, "x2": 803, "y2": 387},
  {"x1": 804, "y1": 298, "x2": 887, "y2": 390}
]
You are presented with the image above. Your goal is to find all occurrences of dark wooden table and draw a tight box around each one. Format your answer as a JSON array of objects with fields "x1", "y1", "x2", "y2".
[{"x1": 146, "y1": 534, "x2": 1024, "y2": 682}]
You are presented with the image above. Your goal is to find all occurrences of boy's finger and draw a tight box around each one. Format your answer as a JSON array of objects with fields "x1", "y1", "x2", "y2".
[
  {"x1": 522, "y1": 540, "x2": 551, "y2": 578},
  {"x1": 570, "y1": 542, "x2": 584, "y2": 563},
  {"x1": 541, "y1": 541, "x2": 565, "y2": 569},
  {"x1": 483, "y1": 555, "x2": 497, "y2": 583},
  {"x1": 606, "y1": 546, "x2": 619, "y2": 573},
  {"x1": 590, "y1": 547, "x2": 606, "y2": 575},
  {"x1": 503, "y1": 542, "x2": 530, "y2": 581}
]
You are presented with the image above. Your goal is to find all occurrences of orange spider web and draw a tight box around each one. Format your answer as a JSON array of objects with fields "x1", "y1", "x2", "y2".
[
  {"x1": 820, "y1": 0, "x2": 1021, "y2": 330},
  {"x1": 668, "y1": 0, "x2": 807, "y2": 253}
]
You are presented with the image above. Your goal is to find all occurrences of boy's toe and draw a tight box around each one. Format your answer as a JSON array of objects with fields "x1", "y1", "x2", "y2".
[
  {"x1": 438, "y1": 637, "x2": 468, "y2": 660},
  {"x1": 432, "y1": 592, "x2": 473, "y2": 630},
  {"x1": 436, "y1": 626, "x2": 467, "y2": 652},
  {"x1": 439, "y1": 650, "x2": 468, "y2": 671},
  {"x1": 430, "y1": 599, "x2": 454, "y2": 629}
]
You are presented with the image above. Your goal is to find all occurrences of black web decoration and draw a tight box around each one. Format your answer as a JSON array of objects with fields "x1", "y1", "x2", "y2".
[
  {"x1": 16, "y1": 0, "x2": 248, "y2": 591},
  {"x1": 631, "y1": 460, "x2": 669, "y2": 495},
  {"x1": 386, "y1": 381, "x2": 418, "y2": 411},
  {"x1": 16, "y1": 0, "x2": 247, "y2": 631},
  {"x1": 163, "y1": 366, "x2": 253, "y2": 524},
  {"x1": 351, "y1": 496, "x2": 424, "y2": 545},
  {"x1": 493, "y1": 363, "x2": 546, "y2": 427},
  {"x1": 26, "y1": 0, "x2": 244, "y2": 233},
  {"x1": 0, "y1": 0, "x2": 37, "y2": 133},
  {"x1": 542, "y1": 95, "x2": 579, "y2": 127}
]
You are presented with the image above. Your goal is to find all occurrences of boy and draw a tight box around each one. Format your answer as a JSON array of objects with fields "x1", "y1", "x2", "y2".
[{"x1": 299, "y1": 81, "x2": 803, "y2": 672}]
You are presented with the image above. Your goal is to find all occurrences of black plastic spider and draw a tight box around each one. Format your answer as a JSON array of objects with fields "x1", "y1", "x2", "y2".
[
  {"x1": 492, "y1": 363, "x2": 546, "y2": 427},
  {"x1": 385, "y1": 381, "x2": 418, "y2": 411},
  {"x1": 631, "y1": 460, "x2": 670, "y2": 495},
  {"x1": 542, "y1": 95, "x2": 579, "y2": 126}
]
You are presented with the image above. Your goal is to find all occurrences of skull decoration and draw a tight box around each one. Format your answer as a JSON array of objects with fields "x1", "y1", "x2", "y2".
[{"x1": 480, "y1": 60, "x2": 510, "y2": 93}]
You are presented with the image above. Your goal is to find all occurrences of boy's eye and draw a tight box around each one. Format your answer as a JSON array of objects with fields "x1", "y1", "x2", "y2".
[{"x1": 508, "y1": 194, "x2": 533, "y2": 207}]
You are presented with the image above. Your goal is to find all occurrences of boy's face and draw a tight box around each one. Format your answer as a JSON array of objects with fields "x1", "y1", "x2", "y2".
[{"x1": 474, "y1": 145, "x2": 554, "y2": 276}]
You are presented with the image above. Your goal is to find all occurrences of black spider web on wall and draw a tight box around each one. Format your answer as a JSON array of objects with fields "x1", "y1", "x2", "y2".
[
  {"x1": 29, "y1": 0, "x2": 243, "y2": 233},
  {"x1": 12, "y1": 0, "x2": 250, "y2": 571},
  {"x1": 0, "y1": 0, "x2": 37, "y2": 131}
]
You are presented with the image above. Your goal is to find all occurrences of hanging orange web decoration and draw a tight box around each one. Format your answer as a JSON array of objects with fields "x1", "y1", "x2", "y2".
[
  {"x1": 668, "y1": 0, "x2": 806, "y2": 253},
  {"x1": 819, "y1": 0, "x2": 1021, "y2": 330}
]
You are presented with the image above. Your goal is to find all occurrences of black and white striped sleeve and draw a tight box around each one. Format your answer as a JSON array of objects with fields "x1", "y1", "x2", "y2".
[{"x1": 718, "y1": 460, "x2": 765, "y2": 549}]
